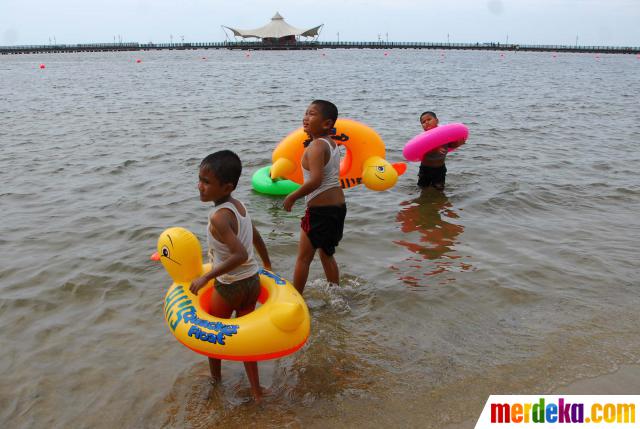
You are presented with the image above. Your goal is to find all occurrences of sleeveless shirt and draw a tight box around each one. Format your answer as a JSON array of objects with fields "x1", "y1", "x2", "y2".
[
  {"x1": 302, "y1": 137, "x2": 341, "y2": 204},
  {"x1": 206, "y1": 201, "x2": 259, "y2": 284}
]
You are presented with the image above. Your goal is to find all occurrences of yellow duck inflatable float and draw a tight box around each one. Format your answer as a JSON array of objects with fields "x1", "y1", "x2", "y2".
[
  {"x1": 151, "y1": 227, "x2": 310, "y2": 361},
  {"x1": 270, "y1": 118, "x2": 407, "y2": 192}
]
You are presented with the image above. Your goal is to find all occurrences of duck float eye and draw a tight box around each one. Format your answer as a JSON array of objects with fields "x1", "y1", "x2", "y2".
[
  {"x1": 376, "y1": 166, "x2": 385, "y2": 173},
  {"x1": 161, "y1": 246, "x2": 170, "y2": 258}
]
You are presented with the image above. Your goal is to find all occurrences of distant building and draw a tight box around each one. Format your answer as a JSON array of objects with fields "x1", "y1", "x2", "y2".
[{"x1": 223, "y1": 12, "x2": 322, "y2": 45}]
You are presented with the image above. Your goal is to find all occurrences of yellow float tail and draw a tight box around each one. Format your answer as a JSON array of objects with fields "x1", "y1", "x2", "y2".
[{"x1": 270, "y1": 302, "x2": 305, "y2": 332}]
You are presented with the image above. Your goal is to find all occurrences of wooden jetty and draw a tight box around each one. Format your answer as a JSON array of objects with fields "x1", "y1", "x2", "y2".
[{"x1": 2, "y1": 41, "x2": 639, "y2": 55}]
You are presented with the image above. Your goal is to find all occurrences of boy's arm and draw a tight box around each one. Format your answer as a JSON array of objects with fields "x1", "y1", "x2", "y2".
[
  {"x1": 283, "y1": 140, "x2": 326, "y2": 211},
  {"x1": 189, "y1": 210, "x2": 248, "y2": 295},
  {"x1": 252, "y1": 224, "x2": 272, "y2": 271},
  {"x1": 423, "y1": 146, "x2": 448, "y2": 162}
]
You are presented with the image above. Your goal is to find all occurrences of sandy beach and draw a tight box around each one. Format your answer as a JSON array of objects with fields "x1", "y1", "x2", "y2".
[
  {"x1": 444, "y1": 365, "x2": 640, "y2": 428},
  {"x1": 554, "y1": 364, "x2": 640, "y2": 395}
]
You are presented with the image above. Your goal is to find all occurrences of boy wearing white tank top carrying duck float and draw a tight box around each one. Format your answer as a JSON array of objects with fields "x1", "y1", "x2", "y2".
[
  {"x1": 418, "y1": 111, "x2": 466, "y2": 191},
  {"x1": 189, "y1": 150, "x2": 272, "y2": 402},
  {"x1": 283, "y1": 100, "x2": 347, "y2": 295}
]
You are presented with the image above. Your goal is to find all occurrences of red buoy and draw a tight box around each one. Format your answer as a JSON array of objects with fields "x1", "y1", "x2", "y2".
[
  {"x1": 136, "y1": 59, "x2": 141, "y2": 63},
  {"x1": 39, "y1": 64, "x2": 45, "y2": 69}
]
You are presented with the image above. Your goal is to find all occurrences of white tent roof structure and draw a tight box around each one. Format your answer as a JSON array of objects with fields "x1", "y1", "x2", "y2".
[{"x1": 223, "y1": 13, "x2": 322, "y2": 39}]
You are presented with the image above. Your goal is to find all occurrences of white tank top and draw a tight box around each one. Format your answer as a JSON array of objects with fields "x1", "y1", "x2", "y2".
[
  {"x1": 302, "y1": 137, "x2": 341, "y2": 204},
  {"x1": 206, "y1": 201, "x2": 259, "y2": 284}
]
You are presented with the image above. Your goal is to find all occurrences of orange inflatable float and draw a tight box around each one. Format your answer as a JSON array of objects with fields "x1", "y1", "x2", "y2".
[{"x1": 269, "y1": 119, "x2": 406, "y2": 191}]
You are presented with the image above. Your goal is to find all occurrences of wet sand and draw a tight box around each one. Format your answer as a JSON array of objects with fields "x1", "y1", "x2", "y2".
[
  {"x1": 444, "y1": 365, "x2": 640, "y2": 429},
  {"x1": 553, "y1": 364, "x2": 640, "y2": 395}
]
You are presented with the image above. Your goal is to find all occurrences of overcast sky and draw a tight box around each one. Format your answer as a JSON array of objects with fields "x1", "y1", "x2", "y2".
[{"x1": 2, "y1": 0, "x2": 639, "y2": 46}]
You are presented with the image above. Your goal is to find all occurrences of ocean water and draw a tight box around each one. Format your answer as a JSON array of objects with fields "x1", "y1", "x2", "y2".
[{"x1": 1, "y1": 49, "x2": 639, "y2": 428}]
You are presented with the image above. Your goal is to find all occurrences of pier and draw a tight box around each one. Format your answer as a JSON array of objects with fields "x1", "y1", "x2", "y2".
[{"x1": 1, "y1": 41, "x2": 639, "y2": 55}]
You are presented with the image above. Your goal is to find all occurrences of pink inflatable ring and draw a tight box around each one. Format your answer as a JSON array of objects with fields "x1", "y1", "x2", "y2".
[{"x1": 403, "y1": 123, "x2": 469, "y2": 162}]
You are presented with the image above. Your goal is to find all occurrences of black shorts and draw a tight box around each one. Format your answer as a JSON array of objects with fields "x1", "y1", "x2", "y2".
[
  {"x1": 417, "y1": 164, "x2": 447, "y2": 189},
  {"x1": 300, "y1": 204, "x2": 347, "y2": 256},
  {"x1": 214, "y1": 273, "x2": 260, "y2": 310}
]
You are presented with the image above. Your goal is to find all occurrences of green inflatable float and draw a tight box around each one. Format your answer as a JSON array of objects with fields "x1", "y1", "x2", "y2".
[{"x1": 251, "y1": 166, "x2": 301, "y2": 196}]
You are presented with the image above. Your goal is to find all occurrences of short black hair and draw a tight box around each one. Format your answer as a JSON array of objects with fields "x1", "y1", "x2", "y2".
[
  {"x1": 200, "y1": 150, "x2": 242, "y2": 188},
  {"x1": 420, "y1": 111, "x2": 437, "y2": 121},
  {"x1": 311, "y1": 100, "x2": 338, "y2": 124}
]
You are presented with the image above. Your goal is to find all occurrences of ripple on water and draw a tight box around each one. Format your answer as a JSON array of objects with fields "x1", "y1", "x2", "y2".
[{"x1": 1, "y1": 49, "x2": 640, "y2": 428}]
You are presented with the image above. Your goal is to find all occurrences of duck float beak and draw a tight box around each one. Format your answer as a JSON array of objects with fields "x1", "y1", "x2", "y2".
[
  {"x1": 270, "y1": 158, "x2": 295, "y2": 180},
  {"x1": 392, "y1": 162, "x2": 407, "y2": 175},
  {"x1": 150, "y1": 252, "x2": 160, "y2": 261}
]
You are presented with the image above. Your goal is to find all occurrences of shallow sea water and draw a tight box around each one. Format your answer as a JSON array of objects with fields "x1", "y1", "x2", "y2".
[{"x1": 1, "y1": 49, "x2": 639, "y2": 428}]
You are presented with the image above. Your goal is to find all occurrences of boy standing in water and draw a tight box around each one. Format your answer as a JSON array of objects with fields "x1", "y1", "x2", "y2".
[
  {"x1": 189, "y1": 150, "x2": 272, "y2": 402},
  {"x1": 418, "y1": 111, "x2": 466, "y2": 191},
  {"x1": 283, "y1": 100, "x2": 346, "y2": 295}
]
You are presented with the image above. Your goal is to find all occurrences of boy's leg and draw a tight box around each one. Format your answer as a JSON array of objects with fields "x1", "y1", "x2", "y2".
[
  {"x1": 293, "y1": 229, "x2": 316, "y2": 295},
  {"x1": 237, "y1": 295, "x2": 261, "y2": 400},
  {"x1": 433, "y1": 165, "x2": 447, "y2": 191},
  {"x1": 242, "y1": 361, "x2": 261, "y2": 401},
  {"x1": 208, "y1": 285, "x2": 234, "y2": 383},
  {"x1": 417, "y1": 165, "x2": 430, "y2": 188},
  {"x1": 417, "y1": 174, "x2": 427, "y2": 188},
  {"x1": 318, "y1": 249, "x2": 339, "y2": 285}
]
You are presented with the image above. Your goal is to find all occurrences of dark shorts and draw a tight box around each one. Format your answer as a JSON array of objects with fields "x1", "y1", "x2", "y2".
[
  {"x1": 301, "y1": 204, "x2": 347, "y2": 256},
  {"x1": 214, "y1": 273, "x2": 260, "y2": 310},
  {"x1": 418, "y1": 164, "x2": 447, "y2": 189}
]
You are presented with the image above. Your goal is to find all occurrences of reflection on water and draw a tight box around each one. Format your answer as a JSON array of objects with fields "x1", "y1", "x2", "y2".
[{"x1": 393, "y1": 188, "x2": 471, "y2": 287}]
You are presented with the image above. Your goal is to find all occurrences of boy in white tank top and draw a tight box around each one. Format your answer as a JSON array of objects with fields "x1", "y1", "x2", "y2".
[
  {"x1": 283, "y1": 100, "x2": 347, "y2": 295},
  {"x1": 189, "y1": 150, "x2": 272, "y2": 401}
]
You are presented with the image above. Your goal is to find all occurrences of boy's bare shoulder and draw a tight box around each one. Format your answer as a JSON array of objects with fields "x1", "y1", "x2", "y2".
[
  {"x1": 308, "y1": 138, "x2": 331, "y2": 153},
  {"x1": 210, "y1": 207, "x2": 234, "y2": 227}
]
